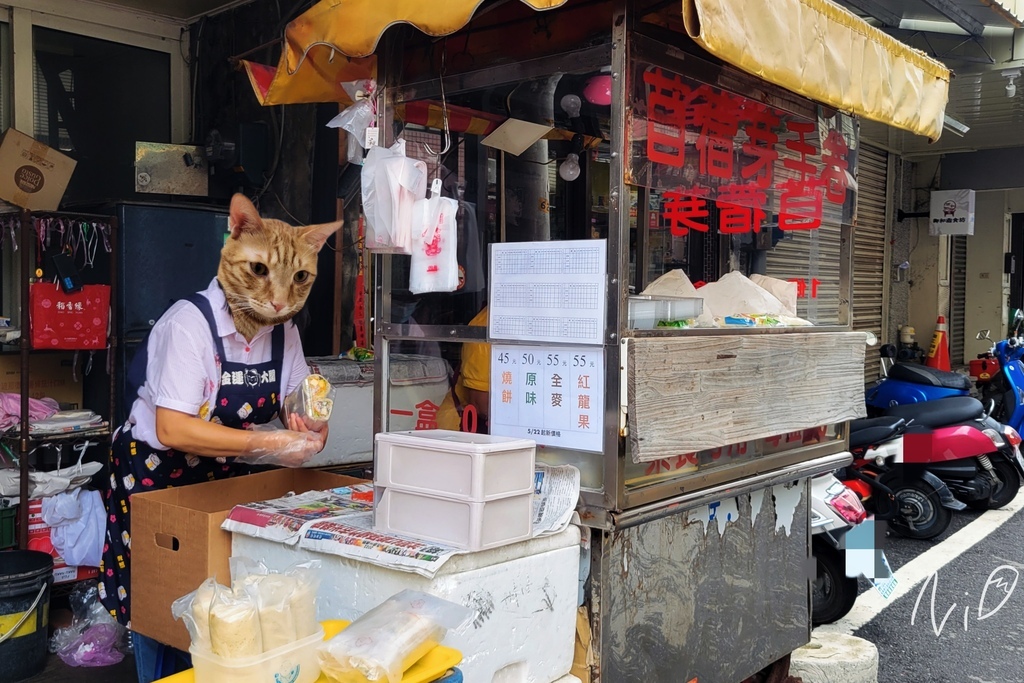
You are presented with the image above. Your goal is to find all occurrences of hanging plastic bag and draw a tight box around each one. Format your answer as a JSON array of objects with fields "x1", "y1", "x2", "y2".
[
  {"x1": 361, "y1": 140, "x2": 426, "y2": 254},
  {"x1": 42, "y1": 487, "x2": 105, "y2": 567},
  {"x1": 316, "y1": 590, "x2": 475, "y2": 683},
  {"x1": 327, "y1": 80, "x2": 378, "y2": 155},
  {"x1": 409, "y1": 194, "x2": 459, "y2": 295}
]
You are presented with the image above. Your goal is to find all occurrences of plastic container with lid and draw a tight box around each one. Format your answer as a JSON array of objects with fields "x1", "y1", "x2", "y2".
[
  {"x1": 374, "y1": 486, "x2": 533, "y2": 551},
  {"x1": 374, "y1": 430, "x2": 535, "y2": 502},
  {"x1": 627, "y1": 295, "x2": 703, "y2": 329},
  {"x1": 190, "y1": 627, "x2": 324, "y2": 683}
]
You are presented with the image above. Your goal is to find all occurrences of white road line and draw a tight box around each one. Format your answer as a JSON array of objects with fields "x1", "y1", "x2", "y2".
[{"x1": 817, "y1": 489, "x2": 1024, "y2": 635}]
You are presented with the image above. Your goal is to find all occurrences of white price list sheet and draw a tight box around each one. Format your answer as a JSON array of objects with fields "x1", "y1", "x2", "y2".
[
  {"x1": 489, "y1": 239, "x2": 607, "y2": 346},
  {"x1": 489, "y1": 345, "x2": 605, "y2": 453}
]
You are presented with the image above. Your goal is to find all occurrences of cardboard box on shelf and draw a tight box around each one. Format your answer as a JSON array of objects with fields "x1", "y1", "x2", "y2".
[
  {"x1": 0, "y1": 353, "x2": 83, "y2": 408},
  {"x1": 131, "y1": 468, "x2": 365, "y2": 651},
  {"x1": 26, "y1": 499, "x2": 99, "y2": 585},
  {"x1": 0, "y1": 128, "x2": 76, "y2": 211}
]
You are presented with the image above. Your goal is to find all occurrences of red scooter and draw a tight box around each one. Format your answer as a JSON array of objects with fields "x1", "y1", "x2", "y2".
[{"x1": 841, "y1": 397, "x2": 1023, "y2": 539}]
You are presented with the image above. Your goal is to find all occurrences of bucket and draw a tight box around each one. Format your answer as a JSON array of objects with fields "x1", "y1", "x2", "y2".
[{"x1": 0, "y1": 550, "x2": 54, "y2": 682}]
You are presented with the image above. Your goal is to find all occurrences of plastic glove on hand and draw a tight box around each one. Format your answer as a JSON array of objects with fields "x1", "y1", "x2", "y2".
[{"x1": 239, "y1": 426, "x2": 325, "y2": 467}]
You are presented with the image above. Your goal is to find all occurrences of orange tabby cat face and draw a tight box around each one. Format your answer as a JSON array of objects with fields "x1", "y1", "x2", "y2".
[{"x1": 218, "y1": 193, "x2": 342, "y2": 330}]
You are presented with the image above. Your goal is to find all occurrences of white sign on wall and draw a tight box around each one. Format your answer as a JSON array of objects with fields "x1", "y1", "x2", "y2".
[
  {"x1": 489, "y1": 345, "x2": 605, "y2": 453},
  {"x1": 929, "y1": 189, "x2": 976, "y2": 236}
]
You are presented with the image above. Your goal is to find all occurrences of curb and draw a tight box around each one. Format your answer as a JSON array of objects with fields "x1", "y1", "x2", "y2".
[{"x1": 789, "y1": 632, "x2": 878, "y2": 683}]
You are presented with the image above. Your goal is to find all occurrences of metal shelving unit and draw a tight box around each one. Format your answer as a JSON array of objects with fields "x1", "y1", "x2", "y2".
[{"x1": 13, "y1": 208, "x2": 118, "y2": 548}]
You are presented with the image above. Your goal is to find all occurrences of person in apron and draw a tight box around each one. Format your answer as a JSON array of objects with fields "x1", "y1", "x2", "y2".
[{"x1": 100, "y1": 282, "x2": 326, "y2": 683}]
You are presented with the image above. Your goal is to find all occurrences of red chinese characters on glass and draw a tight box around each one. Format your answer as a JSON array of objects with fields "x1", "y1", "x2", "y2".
[
  {"x1": 642, "y1": 68, "x2": 690, "y2": 168},
  {"x1": 779, "y1": 121, "x2": 824, "y2": 231},
  {"x1": 717, "y1": 182, "x2": 768, "y2": 234},
  {"x1": 820, "y1": 129, "x2": 850, "y2": 204},
  {"x1": 661, "y1": 187, "x2": 711, "y2": 236},
  {"x1": 739, "y1": 103, "x2": 781, "y2": 189},
  {"x1": 694, "y1": 87, "x2": 740, "y2": 180}
]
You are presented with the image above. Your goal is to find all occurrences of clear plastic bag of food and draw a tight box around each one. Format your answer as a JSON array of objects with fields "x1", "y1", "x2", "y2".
[
  {"x1": 172, "y1": 578, "x2": 220, "y2": 653},
  {"x1": 316, "y1": 590, "x2": 474, "y2": 683},
  {"x1": 230, "y1": 558, "x2": 322, "y2": 650},
  {"x1": 282, "y1": 374, "x2": 336, "y2": 429},
  {"x1": 209, "y1": 583, "x2": 263, "y2": 659}
]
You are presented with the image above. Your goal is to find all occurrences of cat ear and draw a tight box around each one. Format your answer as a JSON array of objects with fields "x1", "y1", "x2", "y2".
[
  {"x1": 302, "y1": 221, "x2": 344, "y2": 251},
  {"x1": 227, "y1": 193, "x2": 262, "y2": 239}
]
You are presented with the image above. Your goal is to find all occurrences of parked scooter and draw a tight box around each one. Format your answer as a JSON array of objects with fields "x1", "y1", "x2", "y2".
[
  {"x1": 845, "y1": 398, "x2": 1023, "y2": 539},
  {"x1": 811, "y1": 473, "x2": 869, "y2": 625},
  {"x1": 973, "y1": 311, "x2": 1024, "y2": 431},
  {"x1": 865, "y1": 344, "x2": 972, "y2": 413},
  {"x1": 840, "y1": 415, "x2": 961, "y2": 540}
]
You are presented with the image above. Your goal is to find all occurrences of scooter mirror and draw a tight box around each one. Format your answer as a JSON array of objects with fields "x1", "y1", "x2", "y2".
[
  {"x1": 977, "y1": 329, "x2": 992, "y2": 341},
  {"x1": 863, "y1": 332, "x2": 878, "y2": 346}
]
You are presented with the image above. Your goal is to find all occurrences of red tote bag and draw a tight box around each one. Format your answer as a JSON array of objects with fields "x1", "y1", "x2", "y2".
[{"x1": 29, "y1": 283, "x2": 110, "y2": 350}]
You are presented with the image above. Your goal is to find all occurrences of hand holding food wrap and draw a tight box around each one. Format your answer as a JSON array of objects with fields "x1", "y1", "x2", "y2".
[{"x1": 235, "y1": 374, "x2": 335, "y2": 467}]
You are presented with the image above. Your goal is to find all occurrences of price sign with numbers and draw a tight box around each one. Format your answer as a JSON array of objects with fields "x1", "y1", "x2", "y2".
[{"x1": 489, "y1": 344, "x2": 605, "y2": 453}]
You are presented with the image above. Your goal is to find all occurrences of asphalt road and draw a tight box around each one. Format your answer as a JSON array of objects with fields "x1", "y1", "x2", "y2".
[{"x1": 821, "y1": 494, "x2": 1024, "y2": 683}]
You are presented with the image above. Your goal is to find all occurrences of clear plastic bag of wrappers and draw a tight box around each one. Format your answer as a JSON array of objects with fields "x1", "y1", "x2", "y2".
[
  {"x1": 316, "y1": 590, "x2": 474, "y2": 683},
  {"x1": 282, "y1": 374, "x2": 336, "y2": 430}
]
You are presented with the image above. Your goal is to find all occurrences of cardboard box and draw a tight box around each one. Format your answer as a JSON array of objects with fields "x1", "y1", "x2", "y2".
[
  {"x1": 26, "y1": 499, "x2": 100, "y2": 585},
  {"x1": 0, "y1": 353, "x2": 83, "y2": 408},
  {"x1": 131, "y1": 468, "x2": 364, "y2": 651},
  {"x1": 0, "y1": 128, "x2": 76, "y2": 211}
]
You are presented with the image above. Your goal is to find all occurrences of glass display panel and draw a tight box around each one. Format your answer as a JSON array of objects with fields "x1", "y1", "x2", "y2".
[{"x1": 626, "y1": 58, "x2": 858, "y2": 326}]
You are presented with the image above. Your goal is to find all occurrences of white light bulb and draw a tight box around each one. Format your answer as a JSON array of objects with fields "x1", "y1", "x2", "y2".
[
  {"x1": 559, "y1": 153, "x2": 581, "y2": 181},
  {"x1": 560, "y1": 94, "x2": 582, "y2": 118}
]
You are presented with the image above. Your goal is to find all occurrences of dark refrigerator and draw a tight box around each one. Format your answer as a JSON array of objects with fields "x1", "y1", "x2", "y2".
[{"x1": 114, "y1": 202, "x2": 229, "y2": 418}]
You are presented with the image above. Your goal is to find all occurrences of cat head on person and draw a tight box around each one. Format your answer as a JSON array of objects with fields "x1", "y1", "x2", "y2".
[{"x1": 218, "y1": 193, "x2": 342, "y2": 342}]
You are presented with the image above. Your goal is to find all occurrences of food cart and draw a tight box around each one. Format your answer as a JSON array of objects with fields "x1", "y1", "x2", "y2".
[{"x1": 242, "y1": 1, "x2": 950, "y2": 681}]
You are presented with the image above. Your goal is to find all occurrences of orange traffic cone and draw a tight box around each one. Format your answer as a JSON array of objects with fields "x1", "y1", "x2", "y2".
[{"x1": 925, "y1": 315, "x2": 951, "y2": 371}]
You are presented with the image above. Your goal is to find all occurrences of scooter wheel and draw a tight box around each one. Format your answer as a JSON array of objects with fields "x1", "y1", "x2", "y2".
[
  {"x1": 879, "y1": 472, "x2": 952, "y2": 540},
  {"x1": 812, "y1": 539, "x2": 859, "y2": 625},
  {"x1": 968, "y1": 459, "x2": 1021, "y2": 511}
]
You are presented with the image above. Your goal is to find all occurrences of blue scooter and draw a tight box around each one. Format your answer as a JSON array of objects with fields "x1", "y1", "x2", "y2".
[
  {"x1": 975, "y1": 311, "x2": 1024, "y2": 430},
  {"x1": 865, "y1": 344, "x2": 972, "y2": 415}
]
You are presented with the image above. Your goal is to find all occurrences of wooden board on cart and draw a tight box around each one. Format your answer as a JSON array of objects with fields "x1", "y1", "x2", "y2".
[{"x1": 627, "y1": 331, "x2": 867, "y2": 459}]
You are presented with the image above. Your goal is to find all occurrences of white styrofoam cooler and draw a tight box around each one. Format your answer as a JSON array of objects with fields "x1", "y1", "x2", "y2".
[
  {"x1": 374, "y1": 430, "x2": 536, "y2": 501},
  {"x1": 231, "y1": 526, "x2": 581, "y2": 683},
  {"x1": 375, "y1": 486, "x2": 533, "y2": 551}
]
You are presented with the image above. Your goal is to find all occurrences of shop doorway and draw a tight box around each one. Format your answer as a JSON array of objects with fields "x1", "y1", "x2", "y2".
[{"x1": 1010, "y1": 213, "x2": 1024, "y2": 313}]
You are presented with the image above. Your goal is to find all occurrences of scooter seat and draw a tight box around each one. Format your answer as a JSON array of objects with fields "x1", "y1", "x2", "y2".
[
  {"x1": 885, "y1": 396, "x2": 984, "y2": 428},
  {"x1": 849, "y1": 416, "x2": 905, "y2": 449},
  {"x1": 887, "y1": 363, "x2": 973, "y2": 390}
]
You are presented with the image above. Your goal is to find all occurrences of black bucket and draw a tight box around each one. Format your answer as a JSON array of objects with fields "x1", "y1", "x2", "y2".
[{"x1": 0, "y1": 550, "x2": 54, "y2": 682}]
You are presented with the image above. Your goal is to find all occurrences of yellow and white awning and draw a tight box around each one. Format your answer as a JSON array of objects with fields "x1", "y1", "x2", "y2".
[
  {"x1": 243, "y1": 0, "x2": 950, "y2": 141},
  {"x1": 682, "y1": 0, "x2": 949, "y2": 141}
]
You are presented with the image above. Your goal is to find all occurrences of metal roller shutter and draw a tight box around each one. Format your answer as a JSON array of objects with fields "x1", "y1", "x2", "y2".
[
  {"x1": 949, "y1": 235, "x2": 968, "y2": 368},
  {"x1": 852, "y1": 145, "x2": 889, "y2": 383},
  {"x1": 765, "y1": 144, "x2": 844, "y2": 327}
]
